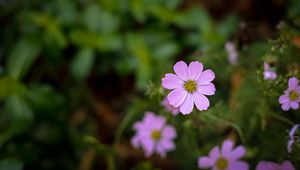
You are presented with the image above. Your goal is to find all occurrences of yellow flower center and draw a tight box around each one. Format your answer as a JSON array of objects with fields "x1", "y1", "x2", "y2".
[
  {"x1": 289, "y1": 91, "x2": 299, "y2": 101},
  {"x1": 184, "y1": 80, "x2": 197, "y2": 93},
  {"x1": 151, "y1": 130, "x2": 161, "y2": 141},
  {"x1": 216, "y1": 157, "x2": 228, "y2": 170}
]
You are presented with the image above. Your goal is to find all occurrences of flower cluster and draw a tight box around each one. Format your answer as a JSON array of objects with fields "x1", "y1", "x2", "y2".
[
  {"x1": 225, "y1": 41, "x2": 238, "y2": 65},
  {"x1": 130, "y1": 60, "x2": 298, "y2": 168}
]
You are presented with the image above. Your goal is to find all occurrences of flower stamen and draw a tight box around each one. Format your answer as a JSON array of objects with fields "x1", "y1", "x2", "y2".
[
  {"x1": 151, "y1": 130, "x2": 161, "y2": 141},
  {"x1": 216, "y1": 157, "x2": 228, "y2": 170},
  {"x1": 289, "y1": 91, "x2": 299, "y2": 101},
  {"x1": 184, "y1": 80, "x2": 197, "y2": 93}
]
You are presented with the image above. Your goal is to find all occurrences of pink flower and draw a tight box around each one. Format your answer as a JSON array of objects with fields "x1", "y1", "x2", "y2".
[
  {"x1": 263, "y1": 62, "x2": 277, "y2": 80},
  {"x1": 131, "y1": 112, "x2": 176, "y2": 158},
  {"x1": 279, "y1": 77, "x2": 300, "y2": 111},
  {"x1": 287, "y1": 124, "x2": 299, "y2": 153},
  {"x1": 198, "y1": 140, "x2": 249, "y2": 170},
  {"x1": 161, "y1": 61, "x2": 216, "y2": 115},
  {"x1": 256, "y1": 160, "x2": 295, "y2": 170},
  {"x1": 225, "y1": 41, "x2": 238, "y2": 65},
  {"x1": 162, "y1": 97, "x2": 179, "y2": 115}
]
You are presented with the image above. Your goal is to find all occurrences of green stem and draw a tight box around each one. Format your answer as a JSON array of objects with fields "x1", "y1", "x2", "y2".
[{"x1": 204, "y1": 113, "x2": 246, "y2": 143}]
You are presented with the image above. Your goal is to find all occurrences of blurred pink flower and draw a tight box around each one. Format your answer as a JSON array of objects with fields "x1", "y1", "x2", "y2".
[
  {"x1": 131, "y1": 111, "x2": 176, "y2": 158},
  {"x1": 256, "y1": 160, "x2": 295, "y2": 170},
  {"x1": 287, "y1": 124, "x2": 299, "y2": 153},
  {"x1": 279, "y1": 77, "x2": 300, "y2": 111},
  {"x1": 263, "y1": 62, "x2": 277, "y2": 80},
  {"x1": 162, "y1": 61, "x2": 216, "y2": 115},
  {"x1": 225, "y1": 41, "x2": 238, "y2": 65},
  {"x1": 162, "y1": 97, "x2": 179, "y2": 115},
  {"x1": 198, "y1": 140, "x2": 249, "y2": 170}
]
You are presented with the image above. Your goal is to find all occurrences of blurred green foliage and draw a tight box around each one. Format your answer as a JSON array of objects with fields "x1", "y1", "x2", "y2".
[{"x1": 1, "y1": 0, "x2": 300, "y2": 170}]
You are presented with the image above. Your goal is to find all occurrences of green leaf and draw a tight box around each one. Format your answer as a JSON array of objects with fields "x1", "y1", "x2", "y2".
[
  {"x1": 7, "y1": 39, "x2": 41, "y2": 79},
  {"x1": 0, "y1": 159, "x2": 23, "y2": 170},
  {"x1": 0, "y1": 76, "x2": 26, "y2": 100},
  {"x1": 218, "y1": 15, "x2": 239, "y2": 39},
  {"x1": 70, "y1": 48, "x2": 95, "y2": 81}
]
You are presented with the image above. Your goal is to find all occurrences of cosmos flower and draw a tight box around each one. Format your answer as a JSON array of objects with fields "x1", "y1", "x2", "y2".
[
  {"x1": 162, "y1": 61, "x2": 216, "y2": 115},
  {"x1": 263, "y1": 62, "x2": 277, "y2": 80},
  {"x1": 225, "y1": 41, "x2": 238, "y2": 65},
  {"x1": 131, "y1": 111, "x2": 176, "y2": 158},
  {"x1": 162, "y1": 96, "x2": 179, "y2": 115},
  {"x1": 279, "y1": 77, "x2": 300, "y2": 111},
  {"x1": 256, "y1": 160, "x2": 295, "y2": 170},
  {"x1": 198, "y1": 140, "x2": 249, "y2": 170},
  {"x1": 287, "y1": 124, "x2": 299, "y2": 153}
]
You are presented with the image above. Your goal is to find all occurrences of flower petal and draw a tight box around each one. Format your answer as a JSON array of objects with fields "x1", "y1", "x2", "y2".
[
  {"x1": 281, "y1": 102, "x2": 290, "y2": 111},
  {"x1": 281, "y1": 161, "x2": 296, "y2": 170},
  {"x1": 197, "y1": 69, "x2": 215, "y2": 85},
  {"x1": 228, "y1": 146, "x2": 246, "y2": 160},
  {"x1": 162, "y1": 73, "x2": 184, "y2": 90},
  {"x1": 173, "y1": 61, "x2": 188, "y2": 81},
  {"x1": 221, "y1": 140, "x2": 234, "y2": 157},
  {"x1": 162, "y1": 125, "x2": 177, "y2": 139},
  {"x1": 188, "y1": 61, "x2": 203, "y2": 80},
  {"x1": 288, "y1": 77, "x2": 299, "y2": 89},
  {"x1": 143, "y1": 139, "x2": 155, "y2": 157},
  {"x1": 290, "y1": 101, "x2": 299, "y2": 110},
  {"x1": 197, "y1": 83, "x2": 216, "y2": 95},
  {"x1": 167, "y1": 88, "x2": 188, "y2": 107},
  {"x1": 287, "y1": 140, "x2": 294, "y2": 153},
  {"x1": 279, "y1": 94, "x2": 289, "y2": 104},
  {"x1": 255, "y1": 161, "x2": 280, "y2": 170},
  {"x1": 198, "y1": 156, "x2": 214, "y2": 168},
  {"x1": 209, "y1": 146, "x2": 220, "y2": 159},
  {"x1": 228, "y1": 161, "x2": 249, "y2": 170},
  {"x1": 179, "y1": 93, "x2": 194, "y2": 115},
  {"x1": 193, "y1": 92, "x2": 210, "y2": 111},
  {"x1": 289, "y1": 124, "x2": 299, "y2": 138}
]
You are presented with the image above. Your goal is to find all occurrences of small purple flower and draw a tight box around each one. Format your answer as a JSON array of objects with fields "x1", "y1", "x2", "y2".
[
  {"x1": 131, "y1": 111, "x2": 176, "y2": 158},
  {"x1": 162, "y1": 61, "x2": 216, "y2": 115},
  {"x1": 256, "y1": 160, "x2": 295, "y2": 170},
  {"x1": 225, "y1": 41, "x2": 238, "y2": 65},
  {"x1": 287, "y1": 124, "x2": 299, "y2": 153},
  {"x1": 279, "y1": 77, "x2": 300, "y2": 111},
  {"x1": 263, "y1": 62, "x2": 277, "y2": 80},
  {"x1": 162, "y1": 97, "x2": 179, "y2": 115},
  {"x1": 198, "y1": 140, "x2": 249, "y2": 170}
]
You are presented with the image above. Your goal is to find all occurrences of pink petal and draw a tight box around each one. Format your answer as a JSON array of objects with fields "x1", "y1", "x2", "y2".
[
  {"x1": 193, "y1": 92, "x2": 210, "y2": 111},
  {"x1": 281, "y1": 161, "x2": 295, "y2": 170},
  {"x1": 281, "y1": 102, "x2": 290, "y2": 111},
  {"x1": 173, "y1": 61, "x2": 189, "y2": 81},
  {"x1": 131, "y1": 135, "x2": 140, "y2": 148},
  {"x1": 279, "y1": 95, "x2": 289, "y2": 104},
  {"x1": 290, "y1": 101, "x2": 299, "y2": 110},
  {"x1": 160, "y1": 139, "x2": 175, "y2": 150},
  {"x1": 198, "y1": 156, "x2": 214, "y2": 168},
  {"x1": 221, "y1": 140, "x2": 234, "y2": 157},
  {"x1": 288, "y1": 77, "x2": 299, "y2": 89},
  {"x1": 167, "y1": 88, "x2": 188, "y2": 107},
  {"x1": 162, "y1": 73, "x2": 184, "y2": 90},
  {"x1": 209, "y1": 146, "x2": 220, "y2": 159},
  {"x1": 179, "y1": 93, "x2": 194, "y2": 115},
  {"x1": 162, "y1": 125, "x2": 177, "y2": 139},
  {"x1": 155, "y1": 144, "x2": 167, "y2": 158},
  {"x1": 197, "y1": 83, "x2": 216, "y2": 95},
  {"x1": 228, "y1": 146, "x2": 246, "y2": 160},
  {"x1": 228, "y1": 161, "x2": 249, "y2": 170},
  {"x1": 289, "y1": 124, "x2": 299, "y2": 137},
  {"x1": 197, "y1": 69, "x2": 215, "y2": 85},
  {"x1": 256, "y1": 161, "x2": 280, "y2": 170},
  {"x1": 143, "y1": 139, "x2": 155, "y2": 157},
  {"x1": 188, "y1": 61, "x2": 203, "y2": 80}
]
